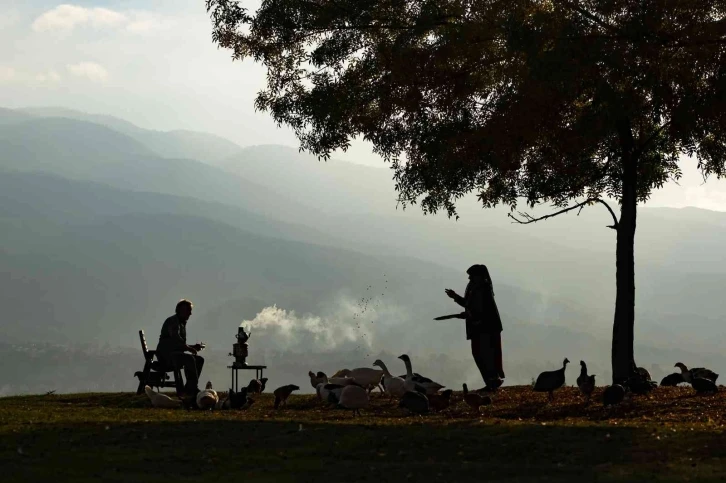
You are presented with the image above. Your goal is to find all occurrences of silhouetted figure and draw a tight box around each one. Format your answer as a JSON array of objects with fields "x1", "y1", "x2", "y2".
[
  {"x1": 156, "y1": 299, "x2": 204, "y2": 396},
  {"x1": 445, "y1": 264, "x2": 504, "y2": 391}
]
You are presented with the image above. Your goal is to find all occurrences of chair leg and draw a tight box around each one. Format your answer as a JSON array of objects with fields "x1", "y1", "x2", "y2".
[
  {"x1": 174, "y1": 365, "x2": 184, "y2": 396},
  {"x1": 137, "y1": 361, "x2": 152, "y2": 395}
]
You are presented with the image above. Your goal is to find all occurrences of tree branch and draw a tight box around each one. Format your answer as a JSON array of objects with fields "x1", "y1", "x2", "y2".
[{"x1": 508, "y1": 197, "x2": 619, "y2": 230}]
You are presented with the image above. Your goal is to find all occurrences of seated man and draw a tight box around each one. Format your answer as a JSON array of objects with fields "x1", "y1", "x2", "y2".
[{"x1": 156, "y1": 299, "x2": 204, "y2": 395}]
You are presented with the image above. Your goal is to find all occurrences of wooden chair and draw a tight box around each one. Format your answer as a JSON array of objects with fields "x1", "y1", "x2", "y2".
[{"x1": 135, "y1": 329, "x2": 184, "y2": 395}]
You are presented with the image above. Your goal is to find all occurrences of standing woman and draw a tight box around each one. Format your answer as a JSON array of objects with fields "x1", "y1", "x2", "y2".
[{"x1": 445, "y1": 264, "x2": 505, "y2": 392}]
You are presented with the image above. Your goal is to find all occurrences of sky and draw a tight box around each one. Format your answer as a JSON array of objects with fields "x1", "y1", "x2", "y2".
[{"x1": 2, "y1": 0, "x2": 726, "y2": 211}]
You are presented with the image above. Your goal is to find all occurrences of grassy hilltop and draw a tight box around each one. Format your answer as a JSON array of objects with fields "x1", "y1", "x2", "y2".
[{"x1": 2, "y1": 386, "x2": 726, "y2": 482}]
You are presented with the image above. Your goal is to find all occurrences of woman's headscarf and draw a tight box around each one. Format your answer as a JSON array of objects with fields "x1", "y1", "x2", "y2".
[{"x1": 467, "y1": 264, "x2": 494, "y2": 296}]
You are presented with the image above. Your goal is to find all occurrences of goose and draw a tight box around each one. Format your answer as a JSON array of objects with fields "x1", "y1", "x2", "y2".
[
  {"x1": 660, "y1": 373, "x2": 685, "y2": 386},
  {"x1": 692, "y1": 377, "x2": 718, "y2": 394},
  {"x1": 576, "y1": 360, "x2": 596, "y2": 403},
  {"x1": 427, "y1": 389, "x2": 454, "y2": 411},
  {"x1": 397, "y1": 354, "x2": 444, "y2": 395},
  {"x1": 328, "y1": 376, "x2": 358, "y2": 386},
  {"x1": 144, "y1": 385, "x2": 182, "y2": 409},
  {"x1": 603, "y1": 384, "x2": 626, "y2": 406},
  {"x1": 318, "y1": 383, "x2": 345, "y2": 405},
  {"x1": 533, "y1": 358, "x2": 569, "y2": 402},
  {"x1": 399, "y1": 391, "x2": 429, "y2": 414},
  {"x1": 196, "y1": 381, "x2": 219, "y2": 410},
  {"x1": 462, "y1": 383, "x2": 491, "y2": 412},
  {"x1": 340, "y1": 367, "x2": 385, "y2": 393},
  {"x1": 675, "y1": 363, "x2": 719, "y2": 384},
  {"x1": 309, "y1": 371, "x2": 328, "y2": 390},
  {"x1": 273, "y1": 384, "x2": 300, "y2": 409},
  {"x1": 338, "y1": 383, "x2": 370, "y2": 416},
  {"x1": 372, "y1": 359, "x2": 406, "y2": 400},
  {"x1": 332, "y1": 368, "x2": 351, "y2": 378}
]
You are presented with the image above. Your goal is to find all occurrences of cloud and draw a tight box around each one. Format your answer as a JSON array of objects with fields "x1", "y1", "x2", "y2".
[
  {"x1": 67, "y1": 62, "x2": 108, "y2": 82},
  {"x1": 32, "y1": 5, "x2": 127, "y2": 32},
  {"x1": 0, "y1": 67, "x2": 61, "y2": 84},
  {"x1": 31, "y1": 5, "x2": 173, "y2": 35}
]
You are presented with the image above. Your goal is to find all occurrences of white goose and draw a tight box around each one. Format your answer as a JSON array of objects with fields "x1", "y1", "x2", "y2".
[
  {"x1": 397, "y1": 354, "x2": 445, "y2": 395},
  {"x1": 372, "y1": 359, "x2": 406, "y2": 399},
  {"x1": 196, "y1": 381, "x2": 219, "y2": 410},
  {"x1": 144, "y1": 385, "x2": 182, "y2": 409}
]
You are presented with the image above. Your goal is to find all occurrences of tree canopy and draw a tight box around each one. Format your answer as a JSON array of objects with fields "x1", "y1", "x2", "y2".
[{"x1": 208, "y1": 0, "x2": 726, "y2": 216}]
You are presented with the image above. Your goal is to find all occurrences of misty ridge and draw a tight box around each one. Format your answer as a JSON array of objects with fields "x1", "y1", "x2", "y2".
[{"x1": 1, "y1": 106, "x2": 725, "y2": 396}]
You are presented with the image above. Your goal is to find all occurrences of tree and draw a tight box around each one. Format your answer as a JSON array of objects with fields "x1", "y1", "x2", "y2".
[{"x1": 207, "y1": 0, "x2": 726, "y2": 383}]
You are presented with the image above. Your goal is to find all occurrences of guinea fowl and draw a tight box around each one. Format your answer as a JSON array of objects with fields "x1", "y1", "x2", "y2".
[
  {"x1": 273, "y1": 384, "x2": 300, "y2": 409},
  {"x1": 533, "y1": 358, "x2": 569, "y2": 402},
  {"x1": 462, "y1": 383, "x2": 491, "y2": 412},
  {"x1": 247, "y1": 379, "x2": 263, "y2": 394},
  {"x1": 576, "y1": 360, "x2": 596, "y2": 403},
  {"x1": 603, "y1": 384, "x2": 626, "y2": 406},
  {"x1": 660, "y1": 373, "x2": 685, "y2": 387},
  {"x1": 399, "y1": 391, "x2": 429, "y2": 415},
  {"x1": 675, "y1": 363, "x2": 719, "y2": 384},
  {"x1": 692, "y1": 377, "x2": 718, "y2": 395},
  {"x1": 227, "y1": 387, "x2": 249, "y2": 409},
  {"x1": 427, "y1": 389, "x2": 454, "y2": 411},
  {"x1": 259, "y1": 378, "x2": 268, "y2": 393}
]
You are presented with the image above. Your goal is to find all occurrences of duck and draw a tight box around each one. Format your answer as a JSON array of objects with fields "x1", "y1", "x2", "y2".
[
  {"x1": 144, "y1": 385, "x2": 182, "y2": 409},
  {"x1": 692, "y1": 377, "x2": 718, "y2": 395},
  {"x1": 427, "y1": 389, "x2": 454, "y2": 411},
  {"x1": 372, "y1": 359, "x2": 406, "y2": 400},
  {"x1": 309, "y1": 371, "x2": 328, "y2": 390},
  {"x1": 462, "y1": 383, "x2": 491, "y2": 412},
  {"x1": 196, "y1": 381, "x2": 219, "y2": 410},
  {"x1": 338, "y1": 383, "x2": 370, "y2": 416},
  {"x1": 576, "y1": 360, "x2": 596, "y2": 403},
  {"x1": 660, "y1": 373, "x2": 685, "y2": 387},
  {"x1": 675, "y1": 362, "x2": 719, "y2": 384},
  {"x1": 533, "y1": 358, "x2": 569, "y2": 402},
  {"x1": 397, "y1": 354, "x2": 444, "y2": 395},
  {"x1": 399, "y1": 391, "x2": 429, "y2": 415},
  {"x1": 273, "y1": 384, "x2": 300, "y2": 409}
]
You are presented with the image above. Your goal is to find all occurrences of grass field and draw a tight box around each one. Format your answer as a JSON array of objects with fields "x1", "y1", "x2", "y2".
[{"x1": 2, "y1": 385, "x2": 725, "y2": 482}]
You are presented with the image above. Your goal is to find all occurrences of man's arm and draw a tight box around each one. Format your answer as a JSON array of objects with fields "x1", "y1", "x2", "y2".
[{"x1": 445, "y1": 288, "x2": 466, "y2": 307}]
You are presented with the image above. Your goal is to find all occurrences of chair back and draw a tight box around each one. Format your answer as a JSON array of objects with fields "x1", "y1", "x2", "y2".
[{"x1": 139, "y1": 330, "x2": 152, "y2": 361}]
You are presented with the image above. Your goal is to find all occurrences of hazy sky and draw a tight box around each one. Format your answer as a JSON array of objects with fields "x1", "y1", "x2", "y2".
[{"x1": 2, "y1": 0, "x2": 726, "y2": 211}]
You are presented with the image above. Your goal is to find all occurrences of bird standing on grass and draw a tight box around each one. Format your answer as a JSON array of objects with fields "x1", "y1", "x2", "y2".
[
  {"x1": 533, "y1": 358, "x2": 569, "y2": 402},
  {"x1": 576, "y1": 360, "x2": 596, "y2": 404},
  {"x1": 462, "y1": 383, "x2": 491, "y2": 413},
  {"x1": 273, "y1": 384, "x2": 300, "y2": 409}
]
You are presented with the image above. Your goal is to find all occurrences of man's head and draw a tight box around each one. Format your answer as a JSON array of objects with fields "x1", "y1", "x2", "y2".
[
  {"x1": 175, "y1": 299, "x2": 193, "y2": 321},
  {"x1": 466, "y1": 264, "x2": 490, "y2": 282}
]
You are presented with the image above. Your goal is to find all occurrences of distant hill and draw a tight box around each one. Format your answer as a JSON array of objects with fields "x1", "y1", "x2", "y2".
[{"x1": 17, "y1": 106, "x2": 245, "y2": 162}]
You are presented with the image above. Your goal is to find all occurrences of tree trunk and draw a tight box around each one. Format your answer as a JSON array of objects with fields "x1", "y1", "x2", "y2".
[{"x1": 612, "y1": 119, "x2": 637, "y2": 384}]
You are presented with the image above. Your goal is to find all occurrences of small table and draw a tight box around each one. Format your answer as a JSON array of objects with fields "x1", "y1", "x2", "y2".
[{"x1": 228, "y1": 363, "x2": 267, "y2": 393}]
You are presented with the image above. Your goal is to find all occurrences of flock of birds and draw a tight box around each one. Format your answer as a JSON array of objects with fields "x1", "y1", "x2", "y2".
[
  {"x1": 533, "y1": 359, "x2": 719, "y2": 407},
  {"x1": 142, "y1": 357, "x2": 720, "y2": 415}
]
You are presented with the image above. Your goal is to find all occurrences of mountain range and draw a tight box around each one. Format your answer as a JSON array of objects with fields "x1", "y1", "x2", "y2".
[{"x1": 1, "y1": 105, "x2": 724, "y2": 394}]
